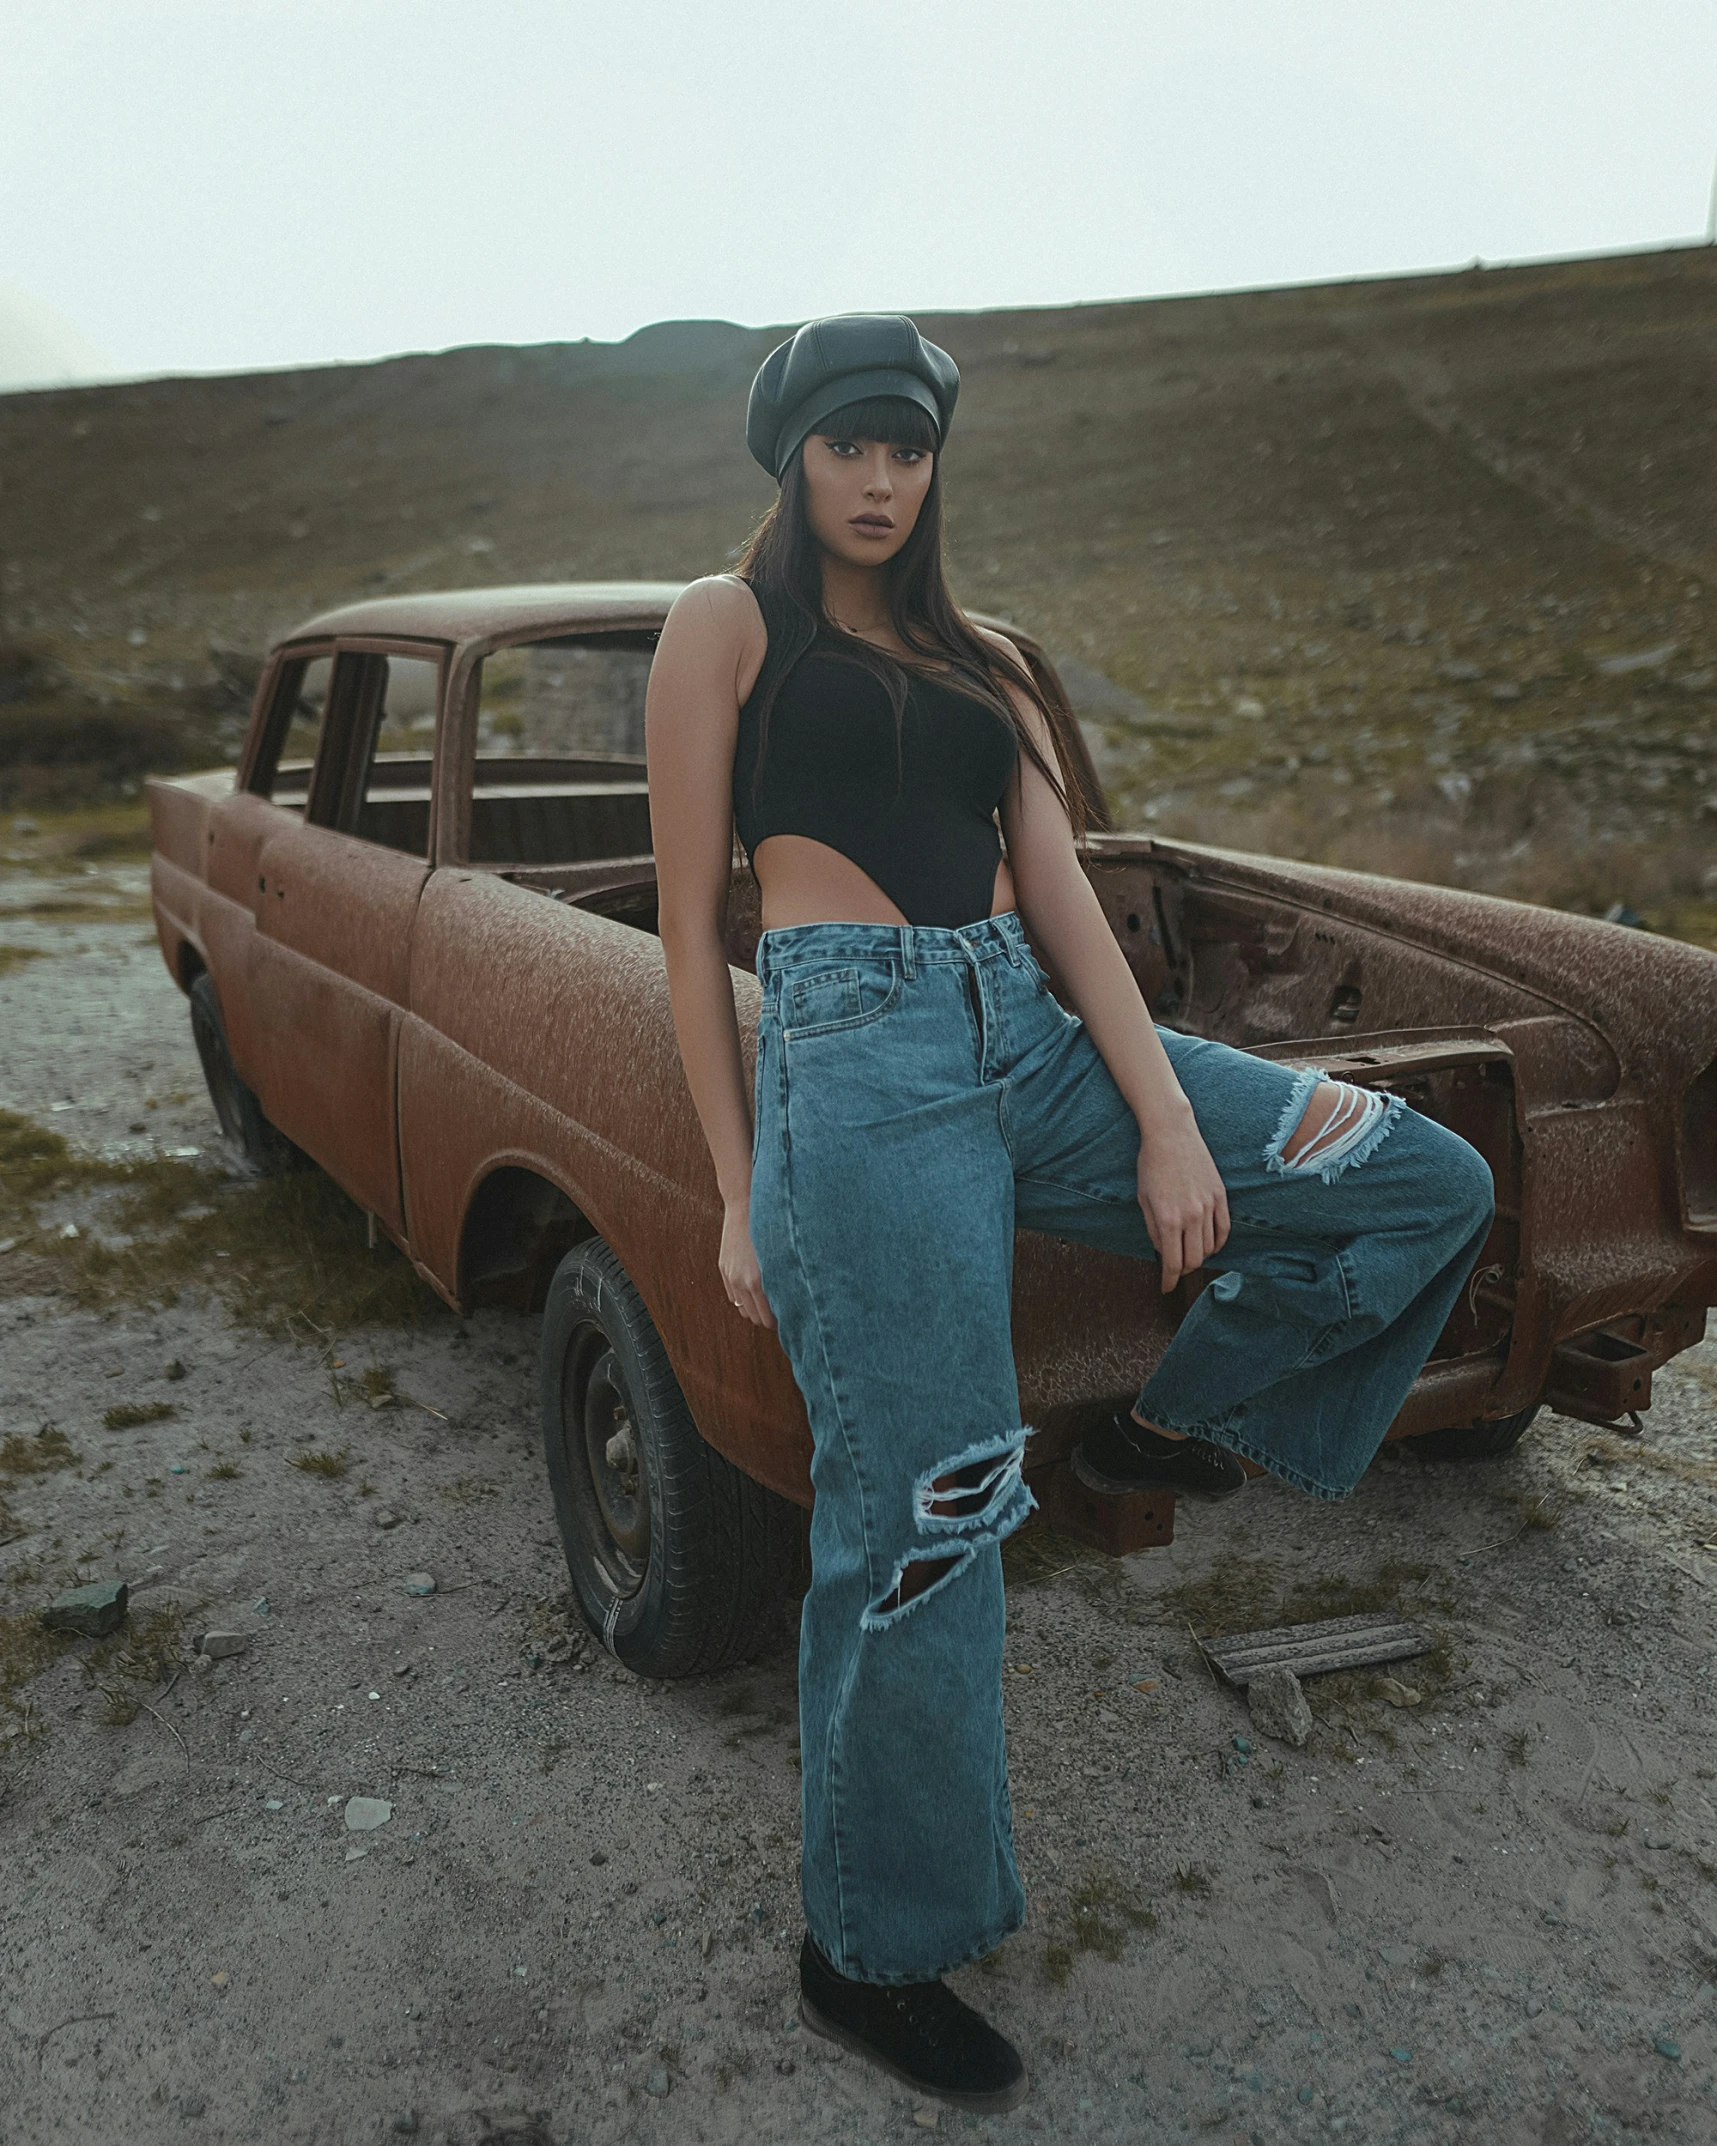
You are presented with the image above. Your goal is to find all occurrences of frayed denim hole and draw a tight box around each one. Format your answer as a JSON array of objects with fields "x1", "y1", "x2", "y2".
[
  {"x1": 1265, "y1": 1076, "x2": 1406, "y2": 1185},
  {"x1": 863, "y1": 1430, "x2": 1036, "y2": 1631},
  {"x1": 910, "y1": 1429, "x2": 1031, "y2": 1536},
  {"x1": 861, "y1": 1545, "x2": 974, "y2": 1631}
]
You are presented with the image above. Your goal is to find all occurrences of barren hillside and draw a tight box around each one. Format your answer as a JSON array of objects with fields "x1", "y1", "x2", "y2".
[{"x1": 3, "y1": 244, "x2": 1714, "y2": 934}]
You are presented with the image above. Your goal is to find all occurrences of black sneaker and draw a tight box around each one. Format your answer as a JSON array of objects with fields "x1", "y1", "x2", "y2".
[
  {"x1": 798, "y1": 1934, "x2": 1028, "y2": 2112},
  {"x1": 1071, "y1": 1406, "x2": 1246, "y2": 1501}
]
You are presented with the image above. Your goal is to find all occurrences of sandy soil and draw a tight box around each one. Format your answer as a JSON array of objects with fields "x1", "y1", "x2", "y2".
[{"x1": 2, "y1": 887, "x2": 1715, "y2": 2146}]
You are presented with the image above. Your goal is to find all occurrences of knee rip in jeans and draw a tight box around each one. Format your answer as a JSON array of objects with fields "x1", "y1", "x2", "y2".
[
  {"x1": 862, "y1": 1427, "x2": 1036, "y2": 1632},
  {"x1": 1265, "y1": 1071, "x2": 1404, "y2": 1185}
]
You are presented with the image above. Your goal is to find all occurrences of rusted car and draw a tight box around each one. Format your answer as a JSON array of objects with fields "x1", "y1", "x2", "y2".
[{"x1": 147, "y1": 585, "x2": 1717, "y2": 1674}]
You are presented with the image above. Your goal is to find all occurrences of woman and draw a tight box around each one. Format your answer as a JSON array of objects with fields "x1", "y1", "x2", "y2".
[{"x1": 644, "y1": 314, "x2": 1494, "y2": 2112}]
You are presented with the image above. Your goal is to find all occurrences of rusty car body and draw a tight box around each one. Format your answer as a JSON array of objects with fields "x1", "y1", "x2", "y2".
[{"x1": 146, "y1": 583, "x2": 1717, "y2": 1672}]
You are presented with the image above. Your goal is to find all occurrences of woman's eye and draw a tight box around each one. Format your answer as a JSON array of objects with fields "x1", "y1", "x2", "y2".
[
  {"x1": 894, "y1": 448, "x2": 924, "y2": 465},
  {"x1": 827, "y1": 438, "x2": 860, "y2": 456}
]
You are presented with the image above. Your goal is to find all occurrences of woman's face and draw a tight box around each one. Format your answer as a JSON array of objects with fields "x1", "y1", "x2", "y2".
[{"x1": 799, "y1": 430, "x2": 934, "y2": 570}]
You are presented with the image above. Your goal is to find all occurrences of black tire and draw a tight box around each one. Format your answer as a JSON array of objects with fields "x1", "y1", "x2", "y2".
[
  {"x1": 1412, "y1": 1404, "x2": 1541, "y2": 1463},
  {"x1": 188, "y1": 971, "x2": 299, "y2": 1174},
  {"x1": 540, "y1": 1236, "x2": 799, "y2": 1678}
]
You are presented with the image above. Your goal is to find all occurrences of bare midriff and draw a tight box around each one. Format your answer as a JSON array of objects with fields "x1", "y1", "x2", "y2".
[{"x1": 753, "y1": 834, "x2": 1016, "y2": 932}]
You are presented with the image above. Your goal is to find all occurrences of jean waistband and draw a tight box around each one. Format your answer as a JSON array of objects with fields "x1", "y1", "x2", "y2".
[{"x1": 755, "y1": 909, "x2": 1029, "y2": 986}]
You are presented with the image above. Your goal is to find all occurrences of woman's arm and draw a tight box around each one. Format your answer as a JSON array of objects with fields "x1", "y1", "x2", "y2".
[
  {"x1": 988, "y1": 637, "x2": 1229, "y2": 1292},
  {"x1": 644, "y1": 576, "x2": 776, "y2": 1328}
]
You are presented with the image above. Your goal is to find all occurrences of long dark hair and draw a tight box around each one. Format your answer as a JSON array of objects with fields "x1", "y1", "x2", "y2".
[{"x1": 734, "y1": 395, "x2": 1101, "y2": 839}]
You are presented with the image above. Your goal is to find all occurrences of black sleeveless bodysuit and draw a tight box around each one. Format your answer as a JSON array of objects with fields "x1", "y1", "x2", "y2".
[{"x1": 731, "y1": 586, "x2": 1019, "y2": 929}]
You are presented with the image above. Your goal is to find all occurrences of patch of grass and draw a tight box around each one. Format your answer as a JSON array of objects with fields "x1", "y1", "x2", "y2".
[
  {"x1": 439, "y1": 1475, "x2": 499, "y2": 1503},
  {"x1": 0, "y1": 1612, "x2": 72, "y2": 1724},
  {"x1": 0, "y1": 944, "x2": 50, "y2": 975},
  {"x1": 1172, "y1": 1862, "x2": 1212, "y2": 1897},
  {"x1": 289, "y1": 1447, "x2": 351, "y2": 1479},
  {"x1": 1505, "y1": 1729, "x2": 1533, "y2": 1768},
  {"x1": 1064, "y1": 1869, "x2": 1158, "y2": 1967},
  {"x1": 0, "y1": 1424, "x2": 79, "y2": 1481},
  {"x1": 1002, "y1": 1521, "x2": 1103, "y2": 1588},
  {"x1": 206, "y1": 1461, "x2": 241, "y2": 1480},
  {"x1": 0, "y1": 1107, "x2": 446, "y2": 1334},
  {"x1": 103, "y1": 1400, "x2": 175, "y2": 1430},
  {"x1": 1155, "y1": 1555, "x2": 1446, "y2": 1638},
  {"x1": 1043, "y1": 1941, "x2": 1073, "y2": 1987},
  {"x1": 82, "y1": 1604, "x2": 187, "y2": 1694},
  {"x1": 0, "y1": 801, "x2": 154, "y2": 873}
]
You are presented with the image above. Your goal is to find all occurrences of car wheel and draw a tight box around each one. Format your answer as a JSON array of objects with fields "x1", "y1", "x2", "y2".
[
  {"x1": 540, "y1": 1236, "x2": 799, "y2": 1678},
  {"x1": 188, "y1": 971, "x2": 299, "y2": 1173},
  {"x1": 1411, "y1": 1404, "x2": 1541, "y2": 1463}
]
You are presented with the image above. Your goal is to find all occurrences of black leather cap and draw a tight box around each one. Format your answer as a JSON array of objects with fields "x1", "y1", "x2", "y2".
[{"x1": 746, "y1": 314, "x2": 959, "y2": 480}]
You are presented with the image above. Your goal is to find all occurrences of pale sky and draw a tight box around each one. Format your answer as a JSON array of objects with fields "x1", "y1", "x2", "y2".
[{"x1": 4, "y1": 0, "x2": 1715, "y2": 389}]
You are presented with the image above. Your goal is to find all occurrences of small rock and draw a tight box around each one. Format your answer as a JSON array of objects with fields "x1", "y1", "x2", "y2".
[
  {"x1": 645, "y1": 2067, "x2": 670, "y2": 2097},
  {"x1": 264, "y1": 1799, "x2": 284, "y2": 1811},
  {"x1": 1389, "y1": 2047, "x2": 1412, "y2": 2064},
  {"x1": 590, "y1": 1850, "x2": 607, "y2": 1866},
  {"x1": 171, "y1": 2095, "x2": 205, "y2": 2119},
  {"x1": 169, "y1": 1462, "x2": 187, "y2": 1475},
  {"x1": 402, "y1": 1573, "x2": 436, "y2": 1596},
  {"x1": 198, "y1": 1630, "x2": 248, "y2": 1660},
  {"x1": 344, "y1": 1796, "x2": 393, "y2": 1832},
  {"x1": 913, "y1": 2107, "x2": 941, "y2": 2131},
  {"x1": 210, "y1": 1971, "x2": 228, "y2": 1989},
  {"x1": 1595, "y1": 643, "x2": 1678, "y2": 676},
  {"x1": 1376, "y1": 1677, "x2": 1422, "y2": 1708},
  {"x1": 775, "y1": 2056, "x2": 795, "y2": 2075},
  {"x1": 41, "y1": 1578, "x2": 128, "y2": 1637},
  {"x1": 1232, "y1": 1733, "x2": 1254, "y2": 1755},
  {"x1": 373, "y1": 1509, "x2": 401, "y2": 1530},
  {"x1": 59, "y1": 1221, "x2": 80, "y2": 1240},
  {"x1": 253, "y1": 1596, "x2": 271, "y2": 1614},
  {"x1": 345, "y1": 1846, "x2": 368, "y2": 1862},
  {"x1": 1247, "y1": 1666, "x2": 1313, "y2": 1747},
  {"x1": 390, "y1": 2115, "x2": 420, "y2": 2137},
  {"x1": 1525, "y1": 1996, "x2": 1543, "y2": 2017},
  {"x1": 1378, "y1": 1944, "x2": 1415, "y2": 1968},
  {"x1": 1643, "y1": 1829, "x2": 1672, "y2": 1850},
  {"x1": 392, "y1": 1661, "x2": 412, "y2": 1677},
  {"x1": 1654, "y1": 2034, "x2": 1682, "y2": 2061}
]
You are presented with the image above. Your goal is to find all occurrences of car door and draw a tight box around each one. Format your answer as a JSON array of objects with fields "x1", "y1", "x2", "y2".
[{"x1": 247, "y1": 641, "x2": 443, "y2": 1237}]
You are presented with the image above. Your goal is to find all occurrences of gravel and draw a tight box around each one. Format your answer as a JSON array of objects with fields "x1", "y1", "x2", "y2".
[{"x1": 1, "y1": 896, "x2": 1714, "y2": 2142}]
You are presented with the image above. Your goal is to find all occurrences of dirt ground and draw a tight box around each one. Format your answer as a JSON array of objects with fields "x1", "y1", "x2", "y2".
[{"x1": 2, "y1": 874, "x2": 1716, "y2": 2146}]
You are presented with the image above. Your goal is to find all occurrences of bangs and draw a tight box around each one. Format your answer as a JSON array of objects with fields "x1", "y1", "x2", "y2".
[{"x1": 811, "y1": 395, "x2": 939, "y2": 452}]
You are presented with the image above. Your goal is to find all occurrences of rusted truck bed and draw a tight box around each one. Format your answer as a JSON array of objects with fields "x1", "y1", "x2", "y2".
[{"x1": 146, "y1": 583, "x2": 1717, "y2": 1672}]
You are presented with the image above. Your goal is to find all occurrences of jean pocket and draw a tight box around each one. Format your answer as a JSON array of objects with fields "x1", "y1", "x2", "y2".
[{"x1": 782, "y1": 961, "x2": 902, "y2": 1039}]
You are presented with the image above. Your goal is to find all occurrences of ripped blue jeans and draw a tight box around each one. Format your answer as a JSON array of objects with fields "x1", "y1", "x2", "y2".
[{"x1": 749, "y1": 909, "x2": 1494, "y2": 1984}]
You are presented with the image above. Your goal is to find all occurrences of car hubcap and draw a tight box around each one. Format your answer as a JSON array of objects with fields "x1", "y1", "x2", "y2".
[{"x1": 567, "y1": 1333, "x2": 648, "y2": 1595}]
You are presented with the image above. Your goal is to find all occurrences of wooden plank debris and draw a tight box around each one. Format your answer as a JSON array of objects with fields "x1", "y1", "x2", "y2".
[{"x1": 1202, "y1": 1612, "x2": 1431, "y2": 1687}]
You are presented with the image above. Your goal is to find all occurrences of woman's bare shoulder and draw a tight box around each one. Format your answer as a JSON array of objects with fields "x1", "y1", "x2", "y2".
[
  {"x1": 663, "y1": 573, "x2": 765, "y2": 648},
  {"x1": 971, "y1": 621, "x2": 1029, "y2": 675}
]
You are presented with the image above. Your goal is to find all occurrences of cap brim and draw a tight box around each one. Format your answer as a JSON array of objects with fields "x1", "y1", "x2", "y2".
[{"x1": 773, "y1": 368, "x2": 943, "y2": 479}]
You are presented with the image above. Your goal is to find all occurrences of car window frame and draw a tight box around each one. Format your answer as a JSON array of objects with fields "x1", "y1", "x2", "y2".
[
  {"x1": 437, "y1": 622, "x2": 658, "y2": 866},
  {"x1": 301, "y1": 636, "x2": 448, "y2": 851}
]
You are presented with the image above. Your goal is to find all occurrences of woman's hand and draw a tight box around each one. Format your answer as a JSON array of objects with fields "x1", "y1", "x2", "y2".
[
  {"x1": 720, "y1": 1199, "x2": 777, "y2": 1329},
  {"x1": 1136, "y1": 1108, "x2": 1231, "y2": 1293}
]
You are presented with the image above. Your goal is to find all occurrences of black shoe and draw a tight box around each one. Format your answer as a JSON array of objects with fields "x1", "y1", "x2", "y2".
[
  {"x1": 1071, "y1": 1406, "x2": 1246, "y2": 1501},
  {"x1": 798, "y1": 1934, "x2": 1028, "y2": 2112}
]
